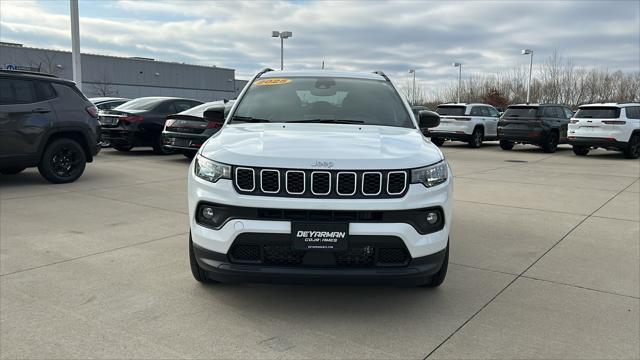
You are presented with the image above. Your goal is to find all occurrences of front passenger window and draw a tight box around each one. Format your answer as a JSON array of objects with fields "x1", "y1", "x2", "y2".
[{"x1": 470, "y1": 107, "x2": 482, "y2": 116}]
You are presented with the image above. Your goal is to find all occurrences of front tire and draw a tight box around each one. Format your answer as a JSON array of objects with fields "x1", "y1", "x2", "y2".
[
  {"x1": 0, "y1": 167, "x2": 26, "y2": 175},
  {"x1": 542, "y1": 132, "x2": 559, "y2": 153},
  {"x1": 38, "y1": 138, "x2": 86, "y2": 184},
  {"x1": 422, "y1": 242, "x2": 449, "y2": 288},
  {"x1": 431, "y1": 137, "x2": 445, "y2": 147},
  {"x1": 189, "y1": 234, "x2": 217, "y2": 284},
  {"x1": 468, "y1": 128, "x2": 484, "y2": 148},
  {"x1": 623, "y1": 134, "x2": 640, "y2": 159},
  {"x1": 500, "y1": 140, "x2": 514, "y2": 150},
  {"x1": 572, "y1": 146, "x2": 590, "y2": 156}
]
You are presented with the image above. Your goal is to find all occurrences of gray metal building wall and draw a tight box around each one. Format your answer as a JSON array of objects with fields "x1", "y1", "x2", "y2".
[{"x1": 0, "y1": 44, "x2": 243, "y2": 101}]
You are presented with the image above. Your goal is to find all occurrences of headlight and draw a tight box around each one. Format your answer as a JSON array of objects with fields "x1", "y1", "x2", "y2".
[
  {"x1": 411, "y1": 161, "x2": 448, "y2": 187},
  {"x1": 194, "y1": 154, "x2": 231, "y2": 183}
]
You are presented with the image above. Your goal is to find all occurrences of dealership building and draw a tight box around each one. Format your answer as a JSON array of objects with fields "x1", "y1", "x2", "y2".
[{"x1": 0, "y1": 42, "x2": 248, "y2": 101}]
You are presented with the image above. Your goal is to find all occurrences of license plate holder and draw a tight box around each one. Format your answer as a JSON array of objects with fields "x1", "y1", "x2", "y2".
[{"x1": 292, "y1": 222, "x2": 349, "y2": 252}]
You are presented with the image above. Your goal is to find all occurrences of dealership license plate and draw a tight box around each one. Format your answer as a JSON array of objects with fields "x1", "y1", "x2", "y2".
[{"x1": 292, "y1": 222, "x2": 349, "y2": 252}]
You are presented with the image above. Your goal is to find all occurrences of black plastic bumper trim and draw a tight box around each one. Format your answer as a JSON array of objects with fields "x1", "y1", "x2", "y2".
[{"x1": 193, "y1": 243, "x2": 446, "y2": 285}]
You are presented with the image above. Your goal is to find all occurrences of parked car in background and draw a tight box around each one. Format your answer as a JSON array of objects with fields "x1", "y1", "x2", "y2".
[
  {"x1": 89, "y1": 97, "x2": 130, "y2": 111},
  {"x1": 162, "y1": 100, "x2": 234, "y2": 159},
  {"x1": 497, "y1": 103, "x2": 573, "y2": 153},
  {"x1": 568, "y1": 103, "x2": 640, "y2": 159},
  {"x1": 99, "y1": 97, "x2": 203, "y2": 154},
  {"x1": 0, "y1": 70, "x2": 101, "y2": 183},
  {"x1": 429, "y1": 103, "x2": 501, "y2": 147}
]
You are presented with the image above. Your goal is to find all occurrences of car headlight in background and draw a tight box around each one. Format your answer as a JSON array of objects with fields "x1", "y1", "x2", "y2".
[
  {"x1": 411, "y1": 161, "x2": 448, "y2": 187},
  {"x1": 194, "y1": 154, "x2": 231, "y2": 183}
]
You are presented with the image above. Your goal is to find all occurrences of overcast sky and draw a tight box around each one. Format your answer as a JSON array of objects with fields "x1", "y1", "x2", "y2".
[{"x1": 1, "y1": 0, "x2": 638, "y2": 94}]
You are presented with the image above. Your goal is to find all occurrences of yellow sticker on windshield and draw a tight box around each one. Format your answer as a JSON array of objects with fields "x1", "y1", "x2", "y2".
[{"x1": 255, "y1": 78, "x2": 292, "y2": 86}]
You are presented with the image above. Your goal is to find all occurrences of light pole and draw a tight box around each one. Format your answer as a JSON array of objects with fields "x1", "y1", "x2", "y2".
[
  {"x1": 70, "y1": 0, "x2": 82, "y2": 90},
  {"x1": 408, "y1": 69, "x2": 416, "y2": 105},
  {"x1": 522, "y1": 49, "x2": 533, "y2": 103},
  {"x1": 272, "y1": 31, "x2": 292, "y2": 70},
  {"x1": 452, "y1": 62, "x2": 462, "y2": 103}
]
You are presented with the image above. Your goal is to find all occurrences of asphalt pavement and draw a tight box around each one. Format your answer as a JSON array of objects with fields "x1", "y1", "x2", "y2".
[{"x1": 1, "y1": 143, "x2": 638, "y2": 359}]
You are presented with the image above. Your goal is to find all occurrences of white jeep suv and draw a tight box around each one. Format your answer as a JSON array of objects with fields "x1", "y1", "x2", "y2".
[
  {"x1": 429, "y1": 103, "x2": 501, "y2": 147},
  {"x1": 568, "y1": 103, "x2": 640, "y2": 159},
  {"x1": 187, "y1": 69, "x2": 453, "y2": 287}
]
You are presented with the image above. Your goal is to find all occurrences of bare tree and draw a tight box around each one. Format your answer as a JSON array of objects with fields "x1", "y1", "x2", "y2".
[
  {"x1": 427, "y1": 51, "x2": 639, "y2": 108},
  {"x1": 26, "y1": 52, "x2": 64, "y2": 76},
  {"x1": 87, "y1": 72, "x2": 119, "y2": 97}
]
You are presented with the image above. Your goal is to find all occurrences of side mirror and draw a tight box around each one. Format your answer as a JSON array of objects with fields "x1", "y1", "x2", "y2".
[
  {"x1": 418, "y1": 110, "x2": 440, "y2": 129},
  {"x1": 203, "y1": 105, "x2": 226, "y2": 125}
]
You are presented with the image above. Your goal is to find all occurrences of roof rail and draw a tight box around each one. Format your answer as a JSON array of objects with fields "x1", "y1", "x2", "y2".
[
  {"x1": 372, "y1": 70, "x2": 390, "y2": 82},
  {"x1": 0, "y1": 69, "x2": 58, "y2": 78}
]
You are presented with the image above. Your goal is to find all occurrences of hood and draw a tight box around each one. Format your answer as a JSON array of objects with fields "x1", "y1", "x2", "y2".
[{"x1": 200, "y1": 123, "x2": 443, "y2": 170}]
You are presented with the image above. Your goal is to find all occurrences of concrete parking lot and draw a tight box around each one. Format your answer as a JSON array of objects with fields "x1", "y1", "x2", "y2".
[{"x1": 1, "y1": 143, "x2": 638, "y2": 359}]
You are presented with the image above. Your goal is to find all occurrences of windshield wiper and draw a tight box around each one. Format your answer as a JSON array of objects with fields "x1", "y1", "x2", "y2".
[
  {"x1": 288, "y1": 119, "x2": 365, "y2": 124},
  {"x1": 230, "y1": 116, "x2": 270, "y2": 123}
]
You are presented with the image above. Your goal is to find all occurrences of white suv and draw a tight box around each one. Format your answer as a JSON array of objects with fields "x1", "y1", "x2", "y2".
[
  {"x1": 568, "y1": 103, "x2": 640, "y2": 159},
  {"x1": 429, "y1": 103, "x2": 501, "y2": 147},
  {"x1": 187, "y1": 69, "x2": 453, "y2": 287}
]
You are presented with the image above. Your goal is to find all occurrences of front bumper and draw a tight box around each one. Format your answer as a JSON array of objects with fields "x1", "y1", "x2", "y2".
[
  {"x1": 194, "y1": 241, "x2": 446, "y2": 285},
  {"x1": 188, "y1": 161, "x2": 453, "y2": 261}
]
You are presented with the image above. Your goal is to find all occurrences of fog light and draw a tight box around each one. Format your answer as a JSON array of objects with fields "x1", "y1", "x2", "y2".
[
  {"x1": 426, "y1": 211, "x2": 438, "y2": 225},
  {"x1": 202, "y1": 207, "x2": 214, "y2": 220}
]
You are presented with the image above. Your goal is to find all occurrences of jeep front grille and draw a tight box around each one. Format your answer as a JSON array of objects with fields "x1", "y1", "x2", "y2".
[{"x1": 232, "y1": 167, "x2": 409, "y2": 199}]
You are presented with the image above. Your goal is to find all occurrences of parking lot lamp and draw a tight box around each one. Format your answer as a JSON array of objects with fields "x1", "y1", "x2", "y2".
[
  {"x1": 408, "y1": 69, "x2": 416, "y2": 105},
  {"x1": 522, "y1": 49, "x2": 533, "y2": 103},
  {"x1": 452, "y1": 62, "x2": 462, "y2": 103},
  {"x1": 272, "y1": 31, "x2": 292, "y2": 70},
  {"x1": 70, "y1": 0, "x2": 82, "y2": 90}
]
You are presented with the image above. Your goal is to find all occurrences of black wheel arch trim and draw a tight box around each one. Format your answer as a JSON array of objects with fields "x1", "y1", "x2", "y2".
[{"x1": 38, "y1": 125, "x2": 98, "y2": 163}]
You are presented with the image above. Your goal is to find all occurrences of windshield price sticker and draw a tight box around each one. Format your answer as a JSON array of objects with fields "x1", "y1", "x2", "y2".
[{"x1": 255, "y1": 78, "x2": 292, "y2": 86}]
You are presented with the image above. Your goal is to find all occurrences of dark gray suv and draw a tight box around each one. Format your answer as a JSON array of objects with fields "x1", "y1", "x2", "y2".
[{"x1": 0, "y1": 70, "x2": 101, "y2": 183}]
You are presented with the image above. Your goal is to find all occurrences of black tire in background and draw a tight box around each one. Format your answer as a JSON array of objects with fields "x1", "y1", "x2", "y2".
[
  {"x1": 469, "y1": 128, "x2": 483, "y2": 148},
  {"x1": 112, "y1": 144, "x2": 133, "y2": 152},
  {"x1": 499, "y1": 140, "x2": 514, "y2": 150},
  {"x1": 0, "y1": 167, "x2": 26, "y2": 175},
  {"x1": 572, "y1": 146, "x2": 590, "y2": 156},
  {"x1": 183, "y1": 151, "x2": 197, "y2": 160},
  {"x1": 542, "y1": 132, "x2": 559, "y2": 153},
  {"x1": 37, "y1": 138, "x2": 86, "y2": 184},
  {"x1": 153, "y1": 135, "x2": 177, "y2": 155},
  {"x1": 623, "y1": 134, "x2": 640, "y2": 159},
  {"x1": 431, "y1": 137, "x2": 445, "y2": 146}
]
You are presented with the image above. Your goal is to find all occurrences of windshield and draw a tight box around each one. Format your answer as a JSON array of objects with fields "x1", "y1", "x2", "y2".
[
  {"x1": 504, "y1": 106, "x2": 539, "y2": 118},
  {"x1": 574, "y1": 107, "x2": 620, "y2": 119},
  {"x1": 230, "y1": 77, "x2": 413, "y2": 128},
  {"x1": 178, "y1": 100, "x2": 234, "y2": 117},
  {"x1": 115, "y1": 98, "x2": 164, "y2": 111},
  {"x1": 436, "y1": 106, "x2": 466, "y2": 116}
]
